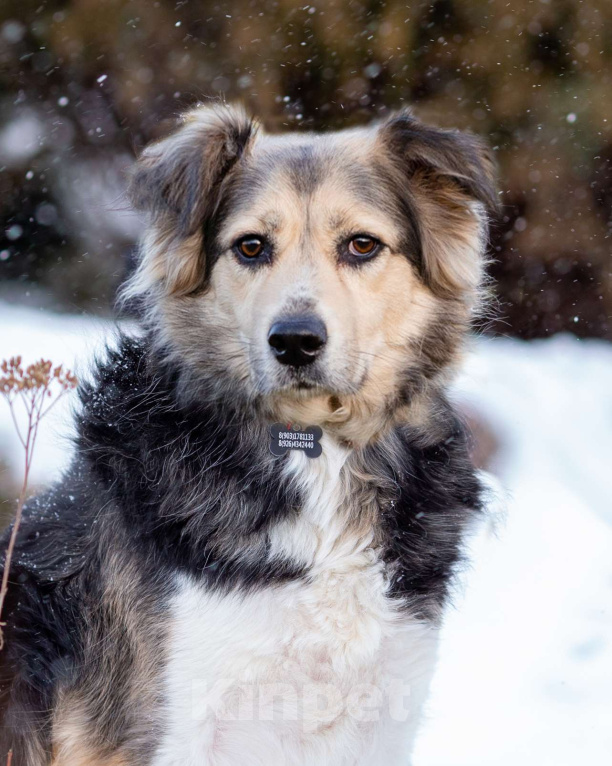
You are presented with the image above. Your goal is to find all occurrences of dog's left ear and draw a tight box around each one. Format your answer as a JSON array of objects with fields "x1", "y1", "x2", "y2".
[
  {"x1": 378, "y1": 110, "x2": 499, "y2": 300},
  {"x1": 127, "y1": 103, "x2": 256, "y2": 297}
]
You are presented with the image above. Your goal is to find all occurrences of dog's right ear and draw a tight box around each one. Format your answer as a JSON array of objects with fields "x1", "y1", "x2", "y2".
[
  {"x1": 126, "y1": 103, "x2": 256, "y2": 298},
  {"x1": 130, "y1": 103, "x2": 255, "y2": 238}
]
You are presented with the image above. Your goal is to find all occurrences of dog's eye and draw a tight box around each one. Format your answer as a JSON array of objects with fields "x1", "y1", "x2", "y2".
[
  {"x1": 348, "y1": 236, "x2": 379, "y2": 258},
  {"x1": 237, "y1": 237, "x2": 264, "y2": 259}
]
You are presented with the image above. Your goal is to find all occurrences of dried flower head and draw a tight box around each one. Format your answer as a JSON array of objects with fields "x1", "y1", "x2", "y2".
[{"x1": 0, "y1": 357, "x2": 77, "y2": 398}]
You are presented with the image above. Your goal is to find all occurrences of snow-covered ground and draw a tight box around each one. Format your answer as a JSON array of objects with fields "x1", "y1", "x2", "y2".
[
  {"x1": 417, "y1": 337, "x2": 612, "y2": 766},
  {"x1": 1, "y1": 301, "x2": 611, "y2": 765},
  {"x1": 0, "y1": 302, "x2": 124, "y2": 486}
]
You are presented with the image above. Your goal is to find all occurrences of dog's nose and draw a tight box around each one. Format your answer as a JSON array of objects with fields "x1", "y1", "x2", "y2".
[{"x1": 268, "y1": 316, "x2": 327, "y2": 367}]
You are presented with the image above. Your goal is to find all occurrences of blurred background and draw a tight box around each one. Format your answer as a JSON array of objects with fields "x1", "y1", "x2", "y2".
[
  {"x1": 1, "y1": 2, "x2": 611, "y2": 765},
  {"x1": 2, "y1": 0, "x2": 612, "y2": 337}
]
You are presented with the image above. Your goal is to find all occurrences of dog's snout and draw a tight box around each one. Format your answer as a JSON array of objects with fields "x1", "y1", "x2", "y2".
[{"x1": 268, "y1": 316, "x2": 327, "y2": 367}]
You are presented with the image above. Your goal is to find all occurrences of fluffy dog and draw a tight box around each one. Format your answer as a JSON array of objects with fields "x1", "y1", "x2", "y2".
[{"x1": 0, "y1": 104, "x2": 497, "y2": 765}]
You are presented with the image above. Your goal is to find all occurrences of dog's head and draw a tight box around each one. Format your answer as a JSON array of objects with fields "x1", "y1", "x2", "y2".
[{"x1": 126, "y1": 104, "x2": 497, "y2": 443}]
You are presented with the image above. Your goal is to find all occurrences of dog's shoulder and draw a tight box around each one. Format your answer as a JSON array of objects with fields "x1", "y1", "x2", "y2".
[
  {"x1": 76, "y1": 332, "x2": 159, "y2": 459},
  {"x1": 377, "y1": 398, "x2": 485, "y2": 616}
]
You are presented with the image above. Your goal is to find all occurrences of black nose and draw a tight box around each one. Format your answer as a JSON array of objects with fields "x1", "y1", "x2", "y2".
[{"x1": 268, "y1": 316, "x2": 327, "y2": 367}]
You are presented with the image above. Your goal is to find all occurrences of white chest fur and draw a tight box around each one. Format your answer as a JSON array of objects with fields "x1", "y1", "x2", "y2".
[{"x1": 153, "y1": 438, "x2": 439, "y2": 766}]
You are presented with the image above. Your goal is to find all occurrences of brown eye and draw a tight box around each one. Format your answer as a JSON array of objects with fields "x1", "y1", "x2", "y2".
[
  {"x1": 238, "y1": 237, "x2": 264, "y2": 258},
  {"x1": 348, "y1": 236, "x2": 378, "y2": 257}
]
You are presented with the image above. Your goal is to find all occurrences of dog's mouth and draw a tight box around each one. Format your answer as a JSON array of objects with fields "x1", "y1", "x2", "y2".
[
  {"x1": 271, "y1": 377, "x2": 326, "y2": 396},
  {"x1": 261, "y1": 359, "x2": 327, "y2": 392},
  {"x1": 249, "y1": 345, "x2": 368, "y2": 400},
  {"x1": 263, "y1": 365, "x2": 367, "y2": 400}
]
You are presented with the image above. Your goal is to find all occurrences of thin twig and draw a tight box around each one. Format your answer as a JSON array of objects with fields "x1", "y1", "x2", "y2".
[
  {"x1": 6, "y1": 401, "x2": 25, "y2": 451},
  {"x1": 0, "y1": 436, "x2": 31, "y2": 650},
  {"x1": 0, "y1": 358, "x2": 77, "y2": 649}
]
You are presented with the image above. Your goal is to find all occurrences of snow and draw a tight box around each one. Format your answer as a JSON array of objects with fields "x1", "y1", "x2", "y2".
[
  {"x1": 0, "y1": 302, "x2": 122, "y2": 485},
  {"x1": 415, "y1": 337, "x2": 612, "y2": 765},
  {"x1": 1, "y1": 302, "x2": 611, "y2": 764},
  {"x1": 0, "y1": 111, "x2": 46, "y2": 167}
]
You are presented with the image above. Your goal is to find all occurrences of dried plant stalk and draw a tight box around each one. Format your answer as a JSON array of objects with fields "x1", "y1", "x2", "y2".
[{"x1": 0, "y1": 357, "x2": 77, "y2": 649}]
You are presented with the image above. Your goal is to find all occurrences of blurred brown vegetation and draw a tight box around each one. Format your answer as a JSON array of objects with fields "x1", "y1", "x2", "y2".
[{"x1": 1, "y1": 0, "x2": 611, "y2": 339}]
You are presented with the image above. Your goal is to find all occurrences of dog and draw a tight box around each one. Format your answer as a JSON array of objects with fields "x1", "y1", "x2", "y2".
[{"x1": 0, "y1": 104, "x2": 497, "y2": 765}]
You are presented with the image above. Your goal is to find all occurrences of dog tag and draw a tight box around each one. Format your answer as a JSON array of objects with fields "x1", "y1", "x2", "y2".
[{"x1": 269, "y1": 423, "x2": 323, "y2": 459}]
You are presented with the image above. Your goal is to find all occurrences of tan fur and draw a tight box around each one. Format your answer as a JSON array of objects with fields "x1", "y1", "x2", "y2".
[
  {"x1": 126, "y1": 228, "x2": 204, "y2": 299},
  {"x1": 126, "y1": 103, "x2": 494, "y2": 445},
  {"x1": 157, "y1": 153, "x2": 468, "y2": 443},
  {"x1": 50, "y1": 548, "x2": 165, "y2": 766},
  {"x1": 51, "y1": 733, "x2": 129, "y2": 766},
  {"x1": 51, "y1": 705, "x2": 105, "y2": 766},
  {"x1": 409, "y1": 170, "x2": 487, "y2": 301}
]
